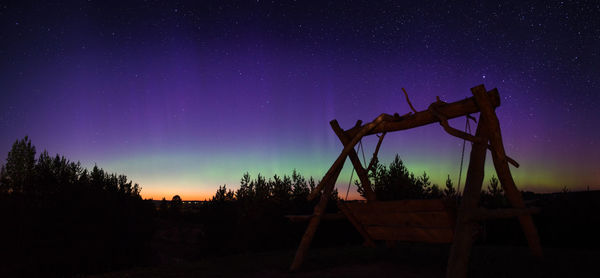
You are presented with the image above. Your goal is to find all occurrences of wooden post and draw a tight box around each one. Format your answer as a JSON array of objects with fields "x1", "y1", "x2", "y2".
[
  {"x1": 308, "y1": 115, "x2": 386, "y2": 200},
  {"x1": 290, "y1": 159, "x2": 345, "y2": 271},
  {"x1": 446, "y1": 110, "x2": 490, "y2": 278},
  {"x1": 330, "y1": 120, "x2": 377, "y2": 201},
  {"x1": 471, "y1": 85, "x2": 543, "y2": 257}
]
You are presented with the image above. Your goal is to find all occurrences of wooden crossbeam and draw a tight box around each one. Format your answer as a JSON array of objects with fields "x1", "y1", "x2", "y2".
[
  {"x1": 308, "y1": 114, "x2": 387, "y2": 200},
  {"x1": 469, "y1": 207, "x2": 541, "y2": 221},
  {"x1": 343, "y1": 89, "x2": 500, "y2": 138},
  {"x1": 330, "y1": 120, "x2": 377, "y2": 201},
  {"x1": 285, "y1": 213, "x2": 347, "y2": 222}
]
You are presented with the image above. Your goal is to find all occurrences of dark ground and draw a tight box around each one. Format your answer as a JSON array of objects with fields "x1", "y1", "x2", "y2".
[
  {"x1": 91, "y1": 190, "x2": 600, "y2": 277},
  {"x1": 91, "y1": 243, "x2": 599, "y2": 278}
]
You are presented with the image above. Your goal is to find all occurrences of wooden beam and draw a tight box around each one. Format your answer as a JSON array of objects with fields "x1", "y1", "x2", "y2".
[
  {"x1": 447, "y1": 108, "x2": 490, "y2": 278},
  {"x1": 337, "y1": 200, "x2": 376, "y2": 247},
  {"x1": 366, "y1": 132, "x2": 386, "y2": 173},
  {"x1": 290, "y1": 163, "x2": 344, "y2": 271},
  {"x1": 429, "y1": 101, "x2": 520, "y2": 168},
  {"x1": 344, "y1": 88, "x2": 500, "y2": 138},
  {"x1": 344, "y1": 199, "x2": 452, "y2": 213},
  {"x1": 366, "y1": 226, "x2": 454, "y2": 243},
  {"x1": 330, "y1": 120, "x2": 377, "y2": 201},
  {"x1": 308, "y1": 114, "x2": 387, "y2": 200},
  {"x1": 471, "y1": 85, "x2": 543, "y2": 258},
  {"x1": 285, "y1": 213, "x2": 347, "y2": 222},
  {"x1": 469, "y1": 207, "x2": 541, "y2": 221}
]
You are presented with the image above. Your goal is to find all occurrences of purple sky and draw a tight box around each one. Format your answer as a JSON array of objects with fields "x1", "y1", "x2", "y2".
[{"x1": 1, "y1": 1, "x2": 599, "y2": 199}]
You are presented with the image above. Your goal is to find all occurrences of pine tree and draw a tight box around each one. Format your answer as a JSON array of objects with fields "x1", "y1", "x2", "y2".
[
  {"x1": 1, "y1": 136, "x2": 36, "y2": 193},
  {"x1": 291, "y1": 169, "x2": 309, "y2": 201},
  {"x1": 443, "y1": 174, "x2": 457, "y2": 199},
  {"x1": 212, "y1": 185, "x2": 235, "y2": 202}
]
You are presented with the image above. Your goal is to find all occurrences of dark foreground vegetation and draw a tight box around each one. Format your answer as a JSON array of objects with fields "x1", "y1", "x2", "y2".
[
  {"x1": 1, "y1": 137, "x2": 599, "y2": 277},
  {"x1": 0, "y1": 137, "x2": 155, "y2": 276}
]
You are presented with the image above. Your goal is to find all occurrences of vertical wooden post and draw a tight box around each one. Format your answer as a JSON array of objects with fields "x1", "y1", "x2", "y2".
[
  {"x1": 330, "y1": 120, "x2": 377, "y2": 201},
  {"x1": 290, "y1": 159, "x2": 345, "y2": 271},
  {"x1": 471, "y1": 85, "x2": 543, "y2": 257},
  {"x1": 446, "y1": 109, "x2": 490, "y2": 278}
]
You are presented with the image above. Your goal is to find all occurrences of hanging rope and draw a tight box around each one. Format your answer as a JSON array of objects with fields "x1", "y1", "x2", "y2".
[
  {"x1": 345, "y1": 164, "x2": 355, "y2": 200},
  {"x1": 345, "y1": 140, "x2": 365, "y2": 200},
  {"x1": 359, "y1": 140, "x2": 367, "y2": 167},
  {"x1": 345, "y1": 139, "x2": 370, "y2": 200},
  {"x1": 456, "y1": 114, "x2": 473, "y2": 196}
]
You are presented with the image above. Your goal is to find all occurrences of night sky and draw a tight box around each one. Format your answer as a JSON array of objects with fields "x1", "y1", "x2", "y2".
[{"x1": 1, "y1": 1, "x2": 599, "y2": 200}]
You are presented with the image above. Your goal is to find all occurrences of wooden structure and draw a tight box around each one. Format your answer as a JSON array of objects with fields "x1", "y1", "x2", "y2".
[{"x1": 290, "y1": 85, "x2": 542, "y2": 278}]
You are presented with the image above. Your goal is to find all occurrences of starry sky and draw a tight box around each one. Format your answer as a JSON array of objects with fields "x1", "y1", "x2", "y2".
[{"x1": 1, "y1": 1, "x2": 599, "y2": 200}]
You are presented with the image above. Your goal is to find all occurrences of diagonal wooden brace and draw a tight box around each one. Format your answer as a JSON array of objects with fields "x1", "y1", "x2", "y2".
[
  {"x1": 330, "y1": 120, "x2": 377, "y2": 201},
  {"x1": 308, "y1": 114, "x2": 387, "y2": 200}
]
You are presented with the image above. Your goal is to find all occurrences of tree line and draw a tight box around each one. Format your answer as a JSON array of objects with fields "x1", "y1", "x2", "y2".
[
  {"x1": 0, "y1": 137, "x2": 155, "y2": 276},
  {"x1": 0, "y1": 136, "x2": 510, "y2": 276},
  {"x1": 197, "y1": 154, "x2": 505, "y2": 207}
]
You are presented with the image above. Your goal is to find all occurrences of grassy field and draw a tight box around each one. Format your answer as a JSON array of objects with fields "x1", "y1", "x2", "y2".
[{"x1": 91, "y1": 243, "x2": 599, "y2": 278}]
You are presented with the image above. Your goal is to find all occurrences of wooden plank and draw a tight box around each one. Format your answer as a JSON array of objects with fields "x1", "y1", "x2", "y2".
[
  {"x1": 344, "y1": 199, "x2": 452, "y2": 213},
  {"x1": 344, "y1": 88, "x2": 500, "y2": 138},
  {"x1": 285, "y1": 213, "x2": 347, "y2": 222},
  {"x1": 470, "y1": 207, "x2": 541, "y2": 221},
  {"x1": 350, "y1": 211, "x2": 455, "y2": 229},
  {"x1": 472, "y1": 85, "x2": 543, "y2": 258},
  {"x1": 447, "y1": 100, "x2": 490, "y2": 278},
  {"x1": 337, "y1": 200, "x2": 376, "y2": 247},
  {"x1": 366, "y1": 226, "x2": 454, "y2": 243}
]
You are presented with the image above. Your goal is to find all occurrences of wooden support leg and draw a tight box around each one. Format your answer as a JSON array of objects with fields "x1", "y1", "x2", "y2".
[
  {"x1": 471, "y1": 85, "x2": 543, "y2": 257},
  {"x1": 330, "y1": 120, "x2": 377, "y2": 201},
  {"x1": 290, "y1": 158, "x2": 345, "y2": 271},
  {"x1": 446, "y1": 110, "x2": 490, "y2": 278}
]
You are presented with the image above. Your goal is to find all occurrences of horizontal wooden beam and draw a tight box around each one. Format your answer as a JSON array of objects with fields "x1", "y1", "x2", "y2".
[
  {"x1": 337, "y1": 200, "x2": 376, "y2": 247},
  {"x1": 469, "y1": 207, "x2": 541, "y2": 221},
  {"x1": 366, "y1": 226, "x2": 454, "y2": 243},
  {"x1": 343, "y1": 88, "x2": 500, "y2": 138},
  {"x1": 285, "y1": 213, "x2": 347, "y2": 222}
]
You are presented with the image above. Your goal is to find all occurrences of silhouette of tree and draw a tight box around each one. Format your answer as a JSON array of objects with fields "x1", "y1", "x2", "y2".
[
  {"x1": 482, "y1": 176, "x2": 507, "y2": 208},
  {"x1": 171, "y1": 195, "x2": 183, "y2": 212},
  {"x1": 0, "y1": 136, "x2": 36, "y2": 193},
  {"x1": 254, "y1": 174, "x2": 269, "y2": 201},
  {"x1": 212, "y1": 185, "x2": 235, "y2": 202},
  {"x1": 0, "y1": 137, "x2": 154, "y2": 276},
  {"x1": 291, "y1": 169, "x2": 310, "y2": 201},
  {"x1": 443, "y1": 174, "x2": 457, "y2": 199},
  {"x1": 159, "y1": 197, "x2": 168, "y2": 212},
  {"x1": 271, "y1": 174, "x2": 292, "y2": 204},
  {"x1": 235, "y1": 172, "x2": 254, "y2": 202},
  {"x1": 354, "y1": 154, "x2": 451, "y2": 200}
]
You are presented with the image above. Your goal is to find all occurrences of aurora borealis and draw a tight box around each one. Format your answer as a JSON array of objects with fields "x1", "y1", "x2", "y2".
[{"x1": 1, "y1": 1, "x2": 599, "y2": 200}]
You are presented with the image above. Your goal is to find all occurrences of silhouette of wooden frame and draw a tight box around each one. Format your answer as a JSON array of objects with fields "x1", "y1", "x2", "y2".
[{"x1": 289, "y1": 85, "x2": 543, "y2": 278}]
